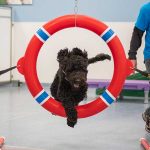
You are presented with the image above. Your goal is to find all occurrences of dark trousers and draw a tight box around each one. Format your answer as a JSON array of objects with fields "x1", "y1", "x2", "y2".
[{"x1": 145, "y1": 59, "x2": 150, "y2": 73}]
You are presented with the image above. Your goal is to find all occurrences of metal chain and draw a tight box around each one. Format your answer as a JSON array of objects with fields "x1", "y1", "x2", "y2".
[{"x1": 74, "y1": 0, "x2": 78, "y2": 27}]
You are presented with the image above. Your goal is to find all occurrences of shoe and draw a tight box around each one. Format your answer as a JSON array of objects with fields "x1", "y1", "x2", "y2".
[
  {"x1": 145, "y1": 125, "x2": 150, "y2": 133},
  {"x1": 142, "y1": 112, "x2": 147, "y2": 122}
]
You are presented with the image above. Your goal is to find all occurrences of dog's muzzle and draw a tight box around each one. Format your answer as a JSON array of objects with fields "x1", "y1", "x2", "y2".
[
  {"x1": 73, "y1": 81, "x2": 80, "y2": 88},
  {"x1": 73, "y1": 79, "x2": 86, "y2": 89}
]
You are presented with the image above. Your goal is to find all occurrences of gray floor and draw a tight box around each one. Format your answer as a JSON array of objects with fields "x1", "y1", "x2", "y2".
[{"x1": 0, "y1": 83, "x2": 149, "y2": 150}]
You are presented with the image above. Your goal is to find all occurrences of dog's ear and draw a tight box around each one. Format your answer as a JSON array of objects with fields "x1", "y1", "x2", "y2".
[
  {"x1": 72, "y1": 47, "x2": 88, "y2": 58},
  {"x1": 83, "y1": 50, "x2": 88, "y2": 58},
  {"x1": 72, "y1": 47, "x2": 83, "y2": 56},
  {"x1": 57, "y1": 48, "x2": 69, "y2": 63}
]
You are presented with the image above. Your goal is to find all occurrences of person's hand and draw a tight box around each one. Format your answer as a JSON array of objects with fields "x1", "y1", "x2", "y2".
[{"x1": 130, "y1": 59, "x2": 137, "y2": 69}]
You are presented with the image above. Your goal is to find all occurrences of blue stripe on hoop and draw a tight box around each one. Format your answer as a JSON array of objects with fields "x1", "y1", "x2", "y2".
[
  {"x1": 36, "y1": 28, "x2": 49, "y2": 41},
  {"x1": 101, "y1": 29, "x2": 114, "y2": 42},
  {"x1": 101, "y1": 90, "x2": 114, "y2": 105},
  {"x1": 35, "y1": 91, "x2": 49, "y2": 104}
]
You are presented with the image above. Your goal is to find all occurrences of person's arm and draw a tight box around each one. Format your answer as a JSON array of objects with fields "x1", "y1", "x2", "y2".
[{"x1": 128, "y1": 26, "x2": 144, "y2": 60}]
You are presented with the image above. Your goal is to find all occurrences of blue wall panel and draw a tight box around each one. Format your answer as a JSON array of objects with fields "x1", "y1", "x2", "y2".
[{"x1": 10, "y1": 0, "x2": 149, "y2": 22}]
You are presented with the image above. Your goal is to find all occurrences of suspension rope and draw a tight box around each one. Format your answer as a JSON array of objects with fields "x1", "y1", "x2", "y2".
[
  {"x1": 131, "y1": 67, "x2": 150, "y2": 78},
  {"x1": 0, "y1": 66, "x2": 17, "y2": 76},
  {"x1": 74, "y1": 0, "x2": 78, "y2": 27}
]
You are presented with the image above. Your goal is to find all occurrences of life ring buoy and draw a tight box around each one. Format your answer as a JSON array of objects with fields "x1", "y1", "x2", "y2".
[{"x1": 17, "y1": 15, "x2": 133, "y2": 118}]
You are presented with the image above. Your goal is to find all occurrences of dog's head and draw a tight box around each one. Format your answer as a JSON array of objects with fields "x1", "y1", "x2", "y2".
[{"x1": 57, "y1": 48, "x2": 88, "y2": 90}]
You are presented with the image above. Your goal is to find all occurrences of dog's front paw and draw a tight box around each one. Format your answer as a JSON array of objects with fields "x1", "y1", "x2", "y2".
[
  {"x1": 65, "y1": 108, "x2": 77, "y2": 128},
  {"x1": 96, "y1": 53, "x2": 111, "y2": 61},
  {"x1": 67, "y1": 118, "x2": 77, "y2": 128}
]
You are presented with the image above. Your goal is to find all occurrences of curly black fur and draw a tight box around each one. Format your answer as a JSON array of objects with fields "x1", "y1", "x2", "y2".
[{"x1": 50, "y1": 47, "x2": 111, "y2": 128}]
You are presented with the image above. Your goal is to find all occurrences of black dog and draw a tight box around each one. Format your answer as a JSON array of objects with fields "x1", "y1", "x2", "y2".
[{"x1": 50, "y1": 48, "x2": 111, "y2": 127}]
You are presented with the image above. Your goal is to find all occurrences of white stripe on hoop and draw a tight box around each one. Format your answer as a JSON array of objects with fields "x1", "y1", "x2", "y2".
[
  {"x1": 40, "y1": 95, "x2": 51, "y2": 105},
  {"x1": 105, "y1": 89, "x2": 116, "y2": 101},
  {"x1": 100, "y1": 27, "x2": 111, "y2": 37},
  {"x1": 106, "y1": 33, "x2": 116, "y2": 43},
  {"x1": 41, "y1": 27, "x2": 51, "y2": 37},
  {"x1": 35, "y1": 33, "x2": 45, "y2": 43},
  {"x1": 100, "y1": 95, "x2": 110, "y2": 106},
  {"x1": 34, "y1": 89, "x2": 45, "y2": 100}
]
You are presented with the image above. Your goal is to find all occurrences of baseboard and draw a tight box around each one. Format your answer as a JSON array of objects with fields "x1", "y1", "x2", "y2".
[
  {"x1": 0, "y1": 81, "x2": 11, "y2": 86},
  {"x1": 122, "y1": 96, "x2": 150, "y2": 100}
]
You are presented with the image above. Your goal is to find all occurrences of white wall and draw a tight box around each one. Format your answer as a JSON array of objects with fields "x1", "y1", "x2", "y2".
[{"x1": 12, "y1": 22, "x2": 145, "y2": 83}]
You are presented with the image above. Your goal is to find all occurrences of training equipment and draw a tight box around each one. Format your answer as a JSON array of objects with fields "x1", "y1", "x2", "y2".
[
  {"x1": 140, "y1": 138, "x2": 150, "y2": 150},
  {"x1": 0, "y1": 136, "x2": 5, "y2": 148},
  {"x1": 88, "y1": 79, "x2": 150, "y2": 103},
  {"x1": 0, "y1": 66, "x2": 16, "y2": 75},
  {"x1": 17, "y1": 15, "x2": 133, "y2": 118}
]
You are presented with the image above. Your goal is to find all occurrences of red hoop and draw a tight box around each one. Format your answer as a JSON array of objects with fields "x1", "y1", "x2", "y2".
[{"x1": 17, "y1": 15, "x2": 133, "y2": 118}]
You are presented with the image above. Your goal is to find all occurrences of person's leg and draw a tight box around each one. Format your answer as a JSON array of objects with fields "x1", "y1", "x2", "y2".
[
  {"x1": 143, "y1": 59, "x2": 150, "y2": 132},
  {"x1": 145, "y1": 59, "x2": 150, "y2": 73},
  {"x1": 142, "y1": 108, "x2": 150, "y2": 133}
]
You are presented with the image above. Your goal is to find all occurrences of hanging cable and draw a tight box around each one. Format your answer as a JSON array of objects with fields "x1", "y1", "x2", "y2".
[
  {"x1": 131, "y1": 67, "x2": 150, "y2": 78},
  {"x1": 74, "y1": 0, "x2": 78, "y2": 27},
  {"x1": 0, "y1": 66, "x2": 17, "y2": 76}
]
